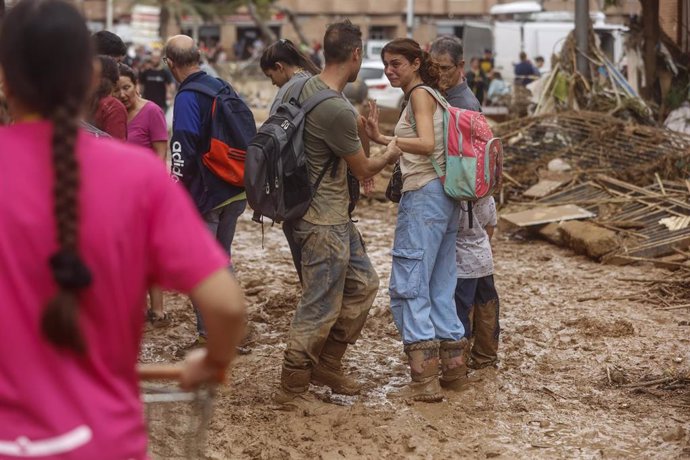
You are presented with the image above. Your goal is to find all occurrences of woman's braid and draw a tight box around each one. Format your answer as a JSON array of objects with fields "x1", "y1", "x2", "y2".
[{"x1": 41, "y1": 101, "x2": 92, "y2": 353}]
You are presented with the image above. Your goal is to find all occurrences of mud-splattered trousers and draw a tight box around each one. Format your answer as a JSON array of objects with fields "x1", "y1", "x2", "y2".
[
  {"x1": 454, "y1": 275, "x2": 500, "y2": 367},
  {"x1": 283, "y1": 219, "x2": 380, "y2": 370},
  {"x1": 389, "y1": 179, "x2": 465, "y2": 344}
]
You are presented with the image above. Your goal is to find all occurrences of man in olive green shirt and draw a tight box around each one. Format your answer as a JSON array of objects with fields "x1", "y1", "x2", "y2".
[{"x1": 275, "y1": 20, "x2": 401, "y2": 410}]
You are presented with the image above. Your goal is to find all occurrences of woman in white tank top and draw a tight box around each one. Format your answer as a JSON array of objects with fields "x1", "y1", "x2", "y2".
[{"x1": 365, "y1": 38, "x2": 466, "y2": 403}]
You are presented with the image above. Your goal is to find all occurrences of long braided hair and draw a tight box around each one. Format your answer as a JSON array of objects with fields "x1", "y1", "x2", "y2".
[{"x1": 0, "y1": 0, "x2": 94, "y2": 353}]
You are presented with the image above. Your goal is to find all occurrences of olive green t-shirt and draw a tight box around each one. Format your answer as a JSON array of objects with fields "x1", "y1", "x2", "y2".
[{"x1": 298, "y1": 77, "x2": 361, "y2": 225}]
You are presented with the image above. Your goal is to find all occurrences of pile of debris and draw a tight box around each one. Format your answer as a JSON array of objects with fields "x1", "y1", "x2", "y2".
[
  {"x1": 527, "y1": 28, "x2": 654, "y2": 124},
  {"x1": 501, "y1": 174, "x2": 690, "y2": 284},
  {"x1": 494, "y1": 110, "x2": 690, "y2": 196}
]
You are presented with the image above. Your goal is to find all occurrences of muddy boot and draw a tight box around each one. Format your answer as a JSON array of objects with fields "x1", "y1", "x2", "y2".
[
  {"x1": 389, "y1": 341, "x2": 443, "y2": 403},
  {"x1": 470, "y1": 298, "x2": 500, "y2": 369},
  {"x1": 439, "y1": 338, "x2": 470, "y2": 391},
  {"x1": 311, "y1": 338, "x2": 362, "y2": 395},
  {"x1": 274, "y1": 367, "x2": 314, "y2": 411}
]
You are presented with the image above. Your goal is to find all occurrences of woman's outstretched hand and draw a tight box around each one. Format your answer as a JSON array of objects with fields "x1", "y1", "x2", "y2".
[{"x1": 365, "y1": 99, "x2": 383, "y2": 144}]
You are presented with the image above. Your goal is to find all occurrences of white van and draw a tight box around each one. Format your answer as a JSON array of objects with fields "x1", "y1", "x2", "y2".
[
  {"x1": 492, "y1": 11, "x2": 627, "y2": 81},
  {"x1": 365, "y1": 40, "x2": 390, "y2": 60}
]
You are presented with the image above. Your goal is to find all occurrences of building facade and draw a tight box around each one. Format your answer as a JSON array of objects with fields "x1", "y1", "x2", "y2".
[{"x1": 72, "y1": 0, "x2": 642, "y2": 54}]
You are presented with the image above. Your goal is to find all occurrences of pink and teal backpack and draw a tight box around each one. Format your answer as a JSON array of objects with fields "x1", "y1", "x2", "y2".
[{"x1": 410, "y1": 87, "x2": 503, "y2": 201}]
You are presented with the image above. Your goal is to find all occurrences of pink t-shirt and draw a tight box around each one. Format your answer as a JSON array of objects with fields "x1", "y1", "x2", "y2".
[
  {"x1": 0, "y1": 121, "x2": 228, "y2": 459},
  {"x1": 126, "y1": 101, "x2": 168, "y2": 150}
]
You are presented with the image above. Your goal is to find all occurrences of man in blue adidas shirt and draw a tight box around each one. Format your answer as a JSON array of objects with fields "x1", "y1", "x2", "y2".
[{"x1": 165, "y1": 35, "x2": 247, "y2": 347}]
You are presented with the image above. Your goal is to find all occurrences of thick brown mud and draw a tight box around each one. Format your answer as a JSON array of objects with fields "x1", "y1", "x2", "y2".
[{"x1": 141, "y1": 200, "x2": 690, "y2": 459}]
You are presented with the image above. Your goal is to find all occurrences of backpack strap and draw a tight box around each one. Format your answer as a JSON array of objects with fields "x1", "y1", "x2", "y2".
[
  {"x1": 407, "y1": 85, "x2": 449, "y2": 128},
  {"x1": 283, "y1": 77, "x2": 341, "y2": 115},
  {"x1": 178, "y1": 81, "x2": 224, "y2": 98},
  {"x1": 301, "y1": 88, "x2": 341, "y2": 114},
  {"x1": 313, "y1": 156, "x2": 338, "y2": 192},
  {"x1": 283, "y1": 78, "x2": 345, "y2": 201},
  {"x1": 399, "y1": 83, "x2": 426, "y2": 117},
  {"x1": 291, "y1": 79, "x2": 344, "y2": 190},
  {"x1": 405, "y1": 86, "x2": 450, "y2": 181},
  {"x1": 285, "y1": 76, "x2": 311, "y2": 104}
]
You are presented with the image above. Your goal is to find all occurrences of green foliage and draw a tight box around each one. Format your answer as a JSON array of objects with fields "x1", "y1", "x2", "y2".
[
  {"x1": 666, "y1": 80, "x2": 690, "y2": 111},
  {"x1": 603, "y1": 0, "x2": 620, "y2": 8},
  {"x1": 157, "y1": 0, "x2": 275, "y2": 24}
]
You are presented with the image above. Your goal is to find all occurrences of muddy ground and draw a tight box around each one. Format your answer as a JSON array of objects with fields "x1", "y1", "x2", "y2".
[{"x1": 140, "y1": 198, "x2": 689, "y2": 459}]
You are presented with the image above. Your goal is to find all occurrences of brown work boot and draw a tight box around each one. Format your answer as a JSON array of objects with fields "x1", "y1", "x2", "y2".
[
  {"x1": 274, "y1": 367, "x2": 312, "y2": 409},
  {"x1": 439, "y1": 338, "x2": 470, "y2": 391},
  {"x1": 388, "y1": 340, "x2": 443, "y2": 403},
  {"x1": 311, "y1": 338, "x2": 362, "y2": 395}
]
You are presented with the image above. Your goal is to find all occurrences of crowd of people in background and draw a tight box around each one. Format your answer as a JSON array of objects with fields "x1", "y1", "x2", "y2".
[{"x1": 457, "y1": 47, "x2": 543, "y2": 105}]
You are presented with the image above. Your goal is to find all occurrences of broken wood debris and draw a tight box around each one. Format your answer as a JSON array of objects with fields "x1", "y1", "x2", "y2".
[
  {"x1": 529, "y1": 175, "x2": 690, "y2": 267},
  {"x1": 493, "y1": 111, "x2": 690, "y2": 190},
  {"x1": 619, "y1": 374, "x2": 689, "y2": 389},
  {"x1": 523, "y1": 179, "x2": 569, "y2": 199},
  {"x1": 500, "y1": 204, "x2": 595, "y2": 228},
  {"x1": 504, "y1": 173, "x2": 690, "y2": 306}
]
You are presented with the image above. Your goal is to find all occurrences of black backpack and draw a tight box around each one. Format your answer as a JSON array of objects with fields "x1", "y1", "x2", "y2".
[{"x1": 245, "y1": 77, "x2": 341, "y2": 222}]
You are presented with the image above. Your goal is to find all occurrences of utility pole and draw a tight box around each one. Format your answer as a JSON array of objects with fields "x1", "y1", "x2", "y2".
[
  {"x1": 406, "y1": 0, "x2": 414, "y2": 39},
  {"x1": 106, "y1": 0, "x2": 113, "y2": 30},
  {"x1": 575, "y1": 0, "x2": 589, "y2": 78}
]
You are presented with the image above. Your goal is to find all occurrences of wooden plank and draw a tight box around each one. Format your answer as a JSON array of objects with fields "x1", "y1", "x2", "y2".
[
  {"x1": 603, "y1": 255, "x2": 690, "y2": 270},
  {"x1": 614, "y1": 234, "x2": 690, "y2": 260},
  {"x1": 523, "y1": 179, "x2": 568, "y2": 198},
  {"x1": 597, "y1": 174, "x2": 690, "y2": 211},
  {"x1": 501, "y1": 204, "x2": 595, "y2": 227}
]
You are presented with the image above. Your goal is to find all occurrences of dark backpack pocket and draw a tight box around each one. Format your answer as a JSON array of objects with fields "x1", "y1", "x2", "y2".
[{"x1": 283, "y1": 164, "x2": 311, "y2": 209}]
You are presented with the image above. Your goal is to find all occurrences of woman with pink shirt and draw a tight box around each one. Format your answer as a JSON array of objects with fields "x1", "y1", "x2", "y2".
[
  {"x1": 0, "y1": 1, "x2": 245, "y2": 458},
  {"x1": 116, "y1": 63, "x2": 168, "y2": 161},
  {"x1": 116, "y1": 63, "x2": 170, "y2": 325}
]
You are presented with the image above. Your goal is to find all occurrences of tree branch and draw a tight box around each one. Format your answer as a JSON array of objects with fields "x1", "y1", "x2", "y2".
[
  {"x1": 246, "y1": 0, "x2": 277, "y2": 42},
  {"x1": 276, "y1": 6, "x2": 309, "y2": 46}
]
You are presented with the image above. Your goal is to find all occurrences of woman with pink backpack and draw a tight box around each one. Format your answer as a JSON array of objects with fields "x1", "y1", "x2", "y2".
[{"x1": 365, "y1": 38, "x2": 467, "y2": 403}]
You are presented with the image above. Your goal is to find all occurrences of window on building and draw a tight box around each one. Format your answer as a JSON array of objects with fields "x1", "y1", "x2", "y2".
[
  {"x1": 181, "y1": 25, "x2": 220, "y2": 48},
  {"x1": 234, "y1": 26, "x2": 281, "y2": 60},
  {"x1": 369, "y1": 26, "x2": 396, "y2": 40}
]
